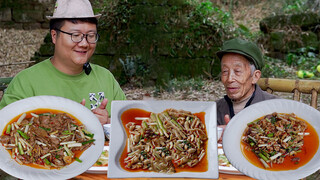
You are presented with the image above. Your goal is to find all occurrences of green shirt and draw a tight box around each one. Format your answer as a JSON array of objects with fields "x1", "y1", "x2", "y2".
[{"x1": 0, "y1": 59, "x2": 126, "y2": 114}]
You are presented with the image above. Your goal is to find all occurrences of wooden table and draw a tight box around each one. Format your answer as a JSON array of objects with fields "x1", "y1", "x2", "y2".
[{"x1": 72, "y1": 173, "x2": 255, "y2": 180}]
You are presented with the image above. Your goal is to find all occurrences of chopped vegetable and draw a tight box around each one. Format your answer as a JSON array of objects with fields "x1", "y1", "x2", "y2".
[{"x1": 17, "y1": 130, "x2": 29, "y2": 140}]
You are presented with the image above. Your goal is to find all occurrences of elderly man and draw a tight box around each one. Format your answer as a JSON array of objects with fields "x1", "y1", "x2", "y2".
[
  {"x1": 0, "y1": 0, "x2": 126, "y2": 124},
  {"x1": 216, "y1": 38, "x2": 278, "y2": 126}
]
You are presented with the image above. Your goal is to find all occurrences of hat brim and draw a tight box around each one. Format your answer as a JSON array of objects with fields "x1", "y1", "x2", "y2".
[
  {"x1": 46, "y1": 14, "x2": 101, "y2": 20},
  {"x1": 216, "y1": 49, "x2": 260, "y2": 70}
]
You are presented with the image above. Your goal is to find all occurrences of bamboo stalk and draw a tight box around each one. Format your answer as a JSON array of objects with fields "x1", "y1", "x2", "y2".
[
  {"x1": 258, "y1": 78, "x2": 320, "y2": 109},
  {"x1": 258, "y1": 78, "x2": 320, "y2": 94},
  {"x1": 311, "y1": 89, "x2": 318, "y2": 109}
]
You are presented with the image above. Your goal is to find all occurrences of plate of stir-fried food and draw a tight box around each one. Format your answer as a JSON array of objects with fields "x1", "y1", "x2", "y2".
[
  {"x1": 223, "y1": 99, "x2": 320, "y2": 180},
  {"x1": 108, "y1": 100, "x2": 218, "y2": 179},
  {"x1": 0, "y1": 96, "x2": 105, "y2": 180}
]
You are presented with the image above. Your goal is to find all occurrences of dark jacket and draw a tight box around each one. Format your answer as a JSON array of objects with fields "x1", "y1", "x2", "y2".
[{"x1": 216, "y1": 85, "x2": 278, "y2": 125}]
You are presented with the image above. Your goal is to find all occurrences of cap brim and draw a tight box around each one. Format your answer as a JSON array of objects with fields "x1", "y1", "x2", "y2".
[
  {"x1": 216, "y1": 49, "x2": 259, "y2": 69},
  {"x1": 46, "y1": 14, "x2": 101, "y2": 20}
]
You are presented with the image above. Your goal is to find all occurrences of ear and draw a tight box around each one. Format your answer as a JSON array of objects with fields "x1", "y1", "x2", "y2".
[
  {"x1": 51, "y1": 29, "x2": 57, "y2": 44},
  {"x1": 252, "y1": 70, "x2": 261, "y2": 84}
]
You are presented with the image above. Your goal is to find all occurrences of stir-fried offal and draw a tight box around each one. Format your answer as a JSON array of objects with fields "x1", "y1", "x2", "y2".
[
  {"x1": 242, "y1": 112, "x2": 308, "y2": 168},
  {"x1": 0, "y1": 111, "x2": 95, "y2": 169},
  {"x1": 124, "y1": 108, "x2": 208, "y2": 174}
]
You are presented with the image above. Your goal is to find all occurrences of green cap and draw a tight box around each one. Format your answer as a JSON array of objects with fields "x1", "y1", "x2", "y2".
[{"x1": 216, "y1": 38, "x2": 264, "y2": 70}]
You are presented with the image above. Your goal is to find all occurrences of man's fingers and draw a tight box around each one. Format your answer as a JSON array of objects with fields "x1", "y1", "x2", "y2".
[
  {"x1": 224, "y1": 114, "x2": 230, "y2": 125},
  {"x1": 98, "y1": 98, "x2": 108, "y2": 110},
  {"x1": 80, "y1": 99, "x2": 85, "y2": 106}
]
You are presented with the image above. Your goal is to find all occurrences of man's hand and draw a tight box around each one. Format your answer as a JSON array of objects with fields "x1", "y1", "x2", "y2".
[
  {"x1": 81, "y1": 98, "x2": 110, "y2": 125},
  {"x1": 217, "y1": 114, "x2": 230, "y2": 142}
]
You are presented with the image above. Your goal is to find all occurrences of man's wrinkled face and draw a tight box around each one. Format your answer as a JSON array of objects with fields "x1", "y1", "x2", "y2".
[{"x1": 221, "y1": 53, "x2": 260, "y2": 102}]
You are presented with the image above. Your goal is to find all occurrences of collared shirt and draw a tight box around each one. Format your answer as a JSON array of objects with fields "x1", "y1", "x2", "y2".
[{"x1": 216, "y1": 84, "x2": 279, "y2": 125}]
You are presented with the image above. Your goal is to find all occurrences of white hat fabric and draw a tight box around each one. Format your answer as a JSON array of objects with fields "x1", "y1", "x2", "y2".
[{"x1": 46, "y1": 0, "x2": 101, "y2": 20}]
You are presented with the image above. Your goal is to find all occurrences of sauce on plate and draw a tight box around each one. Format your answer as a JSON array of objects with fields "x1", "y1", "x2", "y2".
[{"x1": 119, "y1": 108, "x2": 208, "y2": 173}]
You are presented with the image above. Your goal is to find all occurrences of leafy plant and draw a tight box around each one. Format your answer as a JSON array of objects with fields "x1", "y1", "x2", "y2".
[
  {"x1": 262, "y1": 56, "x2": 291, "y2": 78},
  {"x1": 286, "y1": 47, "x2": 320, "y2": 79},
  {"x1": 119, "y1": 55, "x2": 150, "y2": 85},
  {"x1": 282, "y1": 0, "x2": 308, "y2": 14}
]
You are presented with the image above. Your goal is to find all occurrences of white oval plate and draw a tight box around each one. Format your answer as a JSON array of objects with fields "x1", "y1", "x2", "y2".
[
  {"x1": 223, "y1": 99, "x2": 320, "y2": 180},
  {"x1": 0, "y1": 96, "x2": 105, "y2": 180},
  {"x1": 108, "y1": 100, "x2": 218, "y2": 179}
]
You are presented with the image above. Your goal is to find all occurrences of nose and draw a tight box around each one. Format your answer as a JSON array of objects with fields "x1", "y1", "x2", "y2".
[
  {"x1": 77, "y1": 35, "x2": 89, "y2": 47},
  {"x1": 227, "y1": 70, "x2": 236, "y2": 83}
]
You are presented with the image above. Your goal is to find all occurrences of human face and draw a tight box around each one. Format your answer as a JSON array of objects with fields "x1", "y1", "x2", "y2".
[
  {"x1": 220, "y1": 53, "x2": 260, "y2": 102},
  {"x1": 51, "y1": 21, "x2": 97, "y2": 74}
]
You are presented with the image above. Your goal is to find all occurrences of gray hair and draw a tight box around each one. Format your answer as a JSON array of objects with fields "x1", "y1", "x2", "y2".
[{"x1": 250, "y1": 63, "x2": 256, "y2": 76}]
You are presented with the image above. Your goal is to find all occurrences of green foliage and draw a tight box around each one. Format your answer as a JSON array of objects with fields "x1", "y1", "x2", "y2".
[
  {"x1": 262, "y1": 56, "x2": 290, "y2": 78},
  {"x1": 282, "y1": 0, "x2": 308, "y2": 14},
  {"x1": 286, "y1": 47, "x2": 319, "y2": 70},
  {"x1": 286, "y1": 46, "x2": 320, "y2": 79},
  {"x1": 119, "y1": 55, "x2": 150, "y2": 84}
]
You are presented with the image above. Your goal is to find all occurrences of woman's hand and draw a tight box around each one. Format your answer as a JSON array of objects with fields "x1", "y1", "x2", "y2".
[{"x1": 81, "y1": 98, "x2": 110, "y2": 125}]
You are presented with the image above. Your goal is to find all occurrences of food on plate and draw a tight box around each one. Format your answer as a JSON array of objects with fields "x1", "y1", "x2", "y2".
[
  {"x1": 94, "y1": 149, "x2": 109, "y2": 166},
  {"x1": 0, "y1": 109, "x2": 95, "y2": 169},
  {"x1": 241, "y1": 112, "x2": 319, "y2": 170},
  {"x1": 120, "y1": 108, "x2": 208, "y2": 174},
  {"x1": 218, "y1": 153, "x2": 231, "y2": 167}
]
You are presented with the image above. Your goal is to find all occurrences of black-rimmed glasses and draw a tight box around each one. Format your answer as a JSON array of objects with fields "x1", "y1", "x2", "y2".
[{"x1": 54, "y1": 28, "x2": 99, "y2": 44}]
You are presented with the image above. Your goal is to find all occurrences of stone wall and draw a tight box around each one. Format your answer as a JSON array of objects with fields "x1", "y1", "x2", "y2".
[
  {"x1": 259, "y1": 12, "x2": 320, "y2": 59},
  {"x1": 0, "y1": 0, "x2": 55, "y2": 29}
]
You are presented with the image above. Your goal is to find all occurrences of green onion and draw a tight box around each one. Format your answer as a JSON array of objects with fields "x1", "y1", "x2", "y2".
[
  {"x1": 75, "y1": 157, "x2": 82, "y2": 163},
  {"x1": 267, "y1": 133, "x2": 274, "y2": 137},
  {"x1": 82, "y1": 130, "x2": 94, "y2": 138},
  {"x1": 142, "y1": 121, "x2": 148, "y2": 129},
  {"x1": 175, "y1": 144, "x2": 184, "y2": 151},
  {"x1": 17, "y1": 130, "x2": 30, "y2": 140},
  {"x1": 271, "y1": 117, "x2": 276, "y2": 124},
  {"x1": 6, "y1": 124, "x2": 11, "y2": 134},
  {"x1": 62, "y1": 131, "x2": 74, "y2": 135},
  {"x1": 39, "y1": 113, "x2": 51, "y2": 116},
  {"x1": 18, "y1": 142, "x2": 24, "y2": 155},
  {"x1": 43, "y1": 158, "x2": 51, "y2": 165},
  {"x1": 39, "y1": 127, "x2": 51, "y2": 131},
  {"x1": 258, "y1": 153, "x2": 269, "y2": 162},
  {"x1": 82, "y1": 139, "x2": 95, "y2": 145},
  {"x1": 247, "y1": 119, "x2": 260, "y2": 125}
]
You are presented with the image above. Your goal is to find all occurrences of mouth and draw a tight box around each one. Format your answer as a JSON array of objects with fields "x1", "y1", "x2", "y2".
[
  {"x1": 227, "y1": 87, "x2": 239, "y2": 93},
  {"x1": 74, "y1": 50, "x2": 87, "y2": 54}
]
